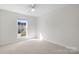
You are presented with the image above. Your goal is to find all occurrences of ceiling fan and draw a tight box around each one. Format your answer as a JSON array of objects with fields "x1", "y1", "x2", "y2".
[
  {"x1": 28, "y1": 4, "x2": 36, "y2": 12},
  {"x1": 31, "y1": 4, "x2": 36, "y2": 12}
]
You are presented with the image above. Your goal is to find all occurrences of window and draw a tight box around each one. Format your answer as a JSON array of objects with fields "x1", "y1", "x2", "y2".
[{"x1": 17, "y1": 18, "x2": 28, "y2": 39}]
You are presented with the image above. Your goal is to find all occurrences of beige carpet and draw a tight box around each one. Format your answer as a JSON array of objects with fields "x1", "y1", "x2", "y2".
[{"x1": 0, "y1": 39, "x2": 78, "y2": 54}]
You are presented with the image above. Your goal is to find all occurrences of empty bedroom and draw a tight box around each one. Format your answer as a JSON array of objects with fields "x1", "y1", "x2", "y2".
[{"x1": 0, "y1": 4, "x2": 79, "y2": 54}]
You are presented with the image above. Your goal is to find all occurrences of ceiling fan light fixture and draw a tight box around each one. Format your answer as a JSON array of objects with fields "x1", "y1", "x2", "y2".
[
  {"x1": 27, "y1": 4, "x2": 36, "y2": 12},
  {"x1": 31, "y1": 8, "x2": 35, "y2": 12},
  {"x1": 31, "y1": 4, "x2": 36, "y2": 12}
]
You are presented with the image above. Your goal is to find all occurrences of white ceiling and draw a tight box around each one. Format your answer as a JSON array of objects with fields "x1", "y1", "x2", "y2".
[{"x1": 0, "y1": 4, "x2": 66, "y2": 17}]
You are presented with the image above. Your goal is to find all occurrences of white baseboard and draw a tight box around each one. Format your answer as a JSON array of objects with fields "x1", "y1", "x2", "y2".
[{"x1": 45, "y1": 39, "x2": 79, "y2": 51}]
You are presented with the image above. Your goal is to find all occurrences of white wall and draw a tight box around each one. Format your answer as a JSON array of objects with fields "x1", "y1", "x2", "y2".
[
  {"x1": 28, "y1": 16, "x2": 38, "y2": 39},
  {"x1": 38, "y1": 5, "x2": 79, "y2": 49},
  {"x1": 0, "y1": 10, "x2": 1, "y2": 42},
  {"x1": 0, "y1": 9, "x2": 37, "y2": 46}
]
